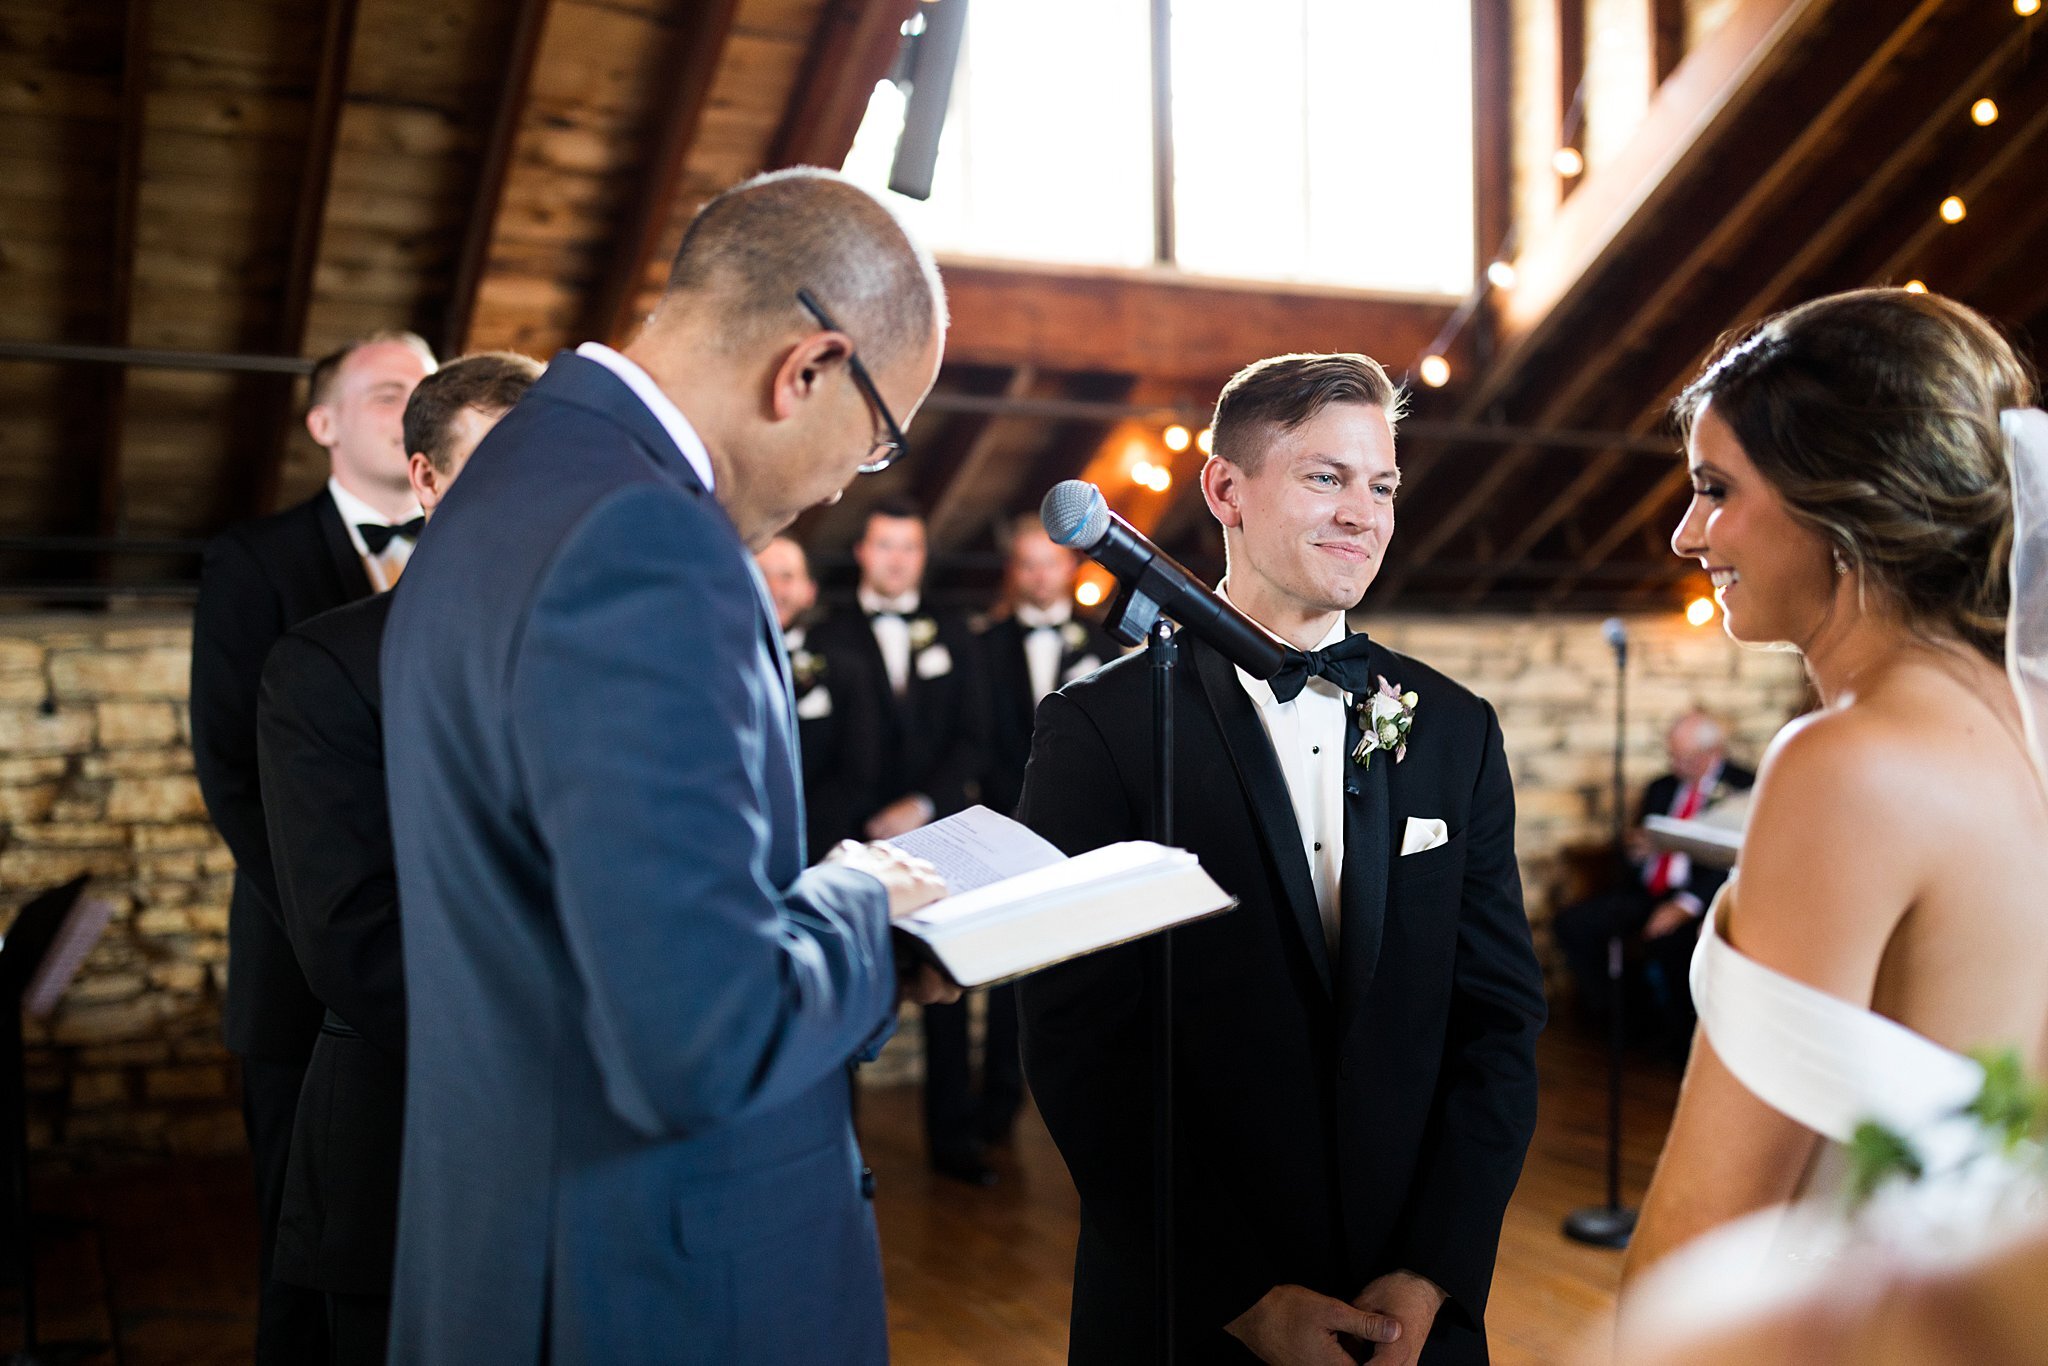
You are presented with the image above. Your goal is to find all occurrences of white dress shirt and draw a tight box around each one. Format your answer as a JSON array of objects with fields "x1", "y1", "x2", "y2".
[
  {"x1": 1233, "y1": 609, "x2": 1351, "y2": 957},
  {"x1": 574, "y1": 342, "x2": 717, "y2": 493},
  {"x1": 1015, "y1": 601, "x2": 1073, "y2": 705},
  {"x1": 858, "y1": 586, "x2": 919, "y2": 696},
  {"x1": 327, "y1": 477, "x2": 423, "y2": 593}
]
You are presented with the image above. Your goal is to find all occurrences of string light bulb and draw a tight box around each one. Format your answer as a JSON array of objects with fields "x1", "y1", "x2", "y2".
[
  {"x1": 1686, "y1": 597, "x2": 1716, "y2": 628},
  {"x1": 1971, "y1": 98, "x2": 2000, "y2": 126},
  {"x1": 1939, "y1": 195, "x2": 1967, "y2": 224},
  {"x1": 1162, "y1": 424, "x2": 1191, "y2": 452},
  {"x1": 2018, "y1": 0, "x2": 2040, "y2": 17},
  {"x1": 1485, "y1": 260, "x2": 1518, "y2": 290},
  {"x1": 1419, "y1": 355, "x2": 1452, "y2": 388},
  {"x1": 1904, "y1": 279, "x2": 1928, "y2": 294},
  {"x1": 1552, "y1": 146, "x2": 1585, "y2": 178},
  {"x1": 1196, "y1": 427, "x2": 1214, "y2": 455},
  {"x1": 1075, "y1": 580, "x2": 1104, "y2": 608}
]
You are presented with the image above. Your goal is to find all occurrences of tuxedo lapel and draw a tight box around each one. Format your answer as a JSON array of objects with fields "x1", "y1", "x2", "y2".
[
  {"x1": 1191, "y1": 639, "x2": 1334, "y2": 995},
  {"x1": 313, "y1": 489, "x2": 375, "y2": 602},
  {"x1": 1337, "y1": 659, "x2": 1392, "y2": 1021}
]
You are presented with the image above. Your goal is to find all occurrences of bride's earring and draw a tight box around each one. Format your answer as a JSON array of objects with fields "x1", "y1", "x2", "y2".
[{"x1": 1832, "y1": 548, "x2": 1850, "y2": 576}]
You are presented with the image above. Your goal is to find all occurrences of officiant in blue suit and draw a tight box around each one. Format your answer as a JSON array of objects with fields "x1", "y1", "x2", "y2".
[{"x1": 379, "y1": 169, "x2": 952, "y2": 1366}]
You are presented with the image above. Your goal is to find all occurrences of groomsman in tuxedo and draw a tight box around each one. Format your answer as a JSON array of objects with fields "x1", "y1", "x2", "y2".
[
  {"x1": 380, "y1": 169, "x2": 953, "y2": 1365},
  {"x1": 1017, "y1": 353, "x2": 1547, "y2": 1364},
  {"x1": 1554, "y1": 709, "x2": 1753, "y2": 1044},
  {"x1": 190, "y1": 329, "x2": 435, "y2": 1365},
  {"x1": 756, "y1": 535, "x2": 883, "y2": 861},
  {"x1": 809, "y1": 496, "x2": 994, "y2": 1183},
  {"x1": 970, "y1": 518, "x2": 1119, "y2": 1148},
  {"x1": 256, "y1": 352, "x2": 539, "y2": 1365}
]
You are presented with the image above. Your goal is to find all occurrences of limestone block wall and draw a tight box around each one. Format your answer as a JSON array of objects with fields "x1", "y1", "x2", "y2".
[{"x1": 0, "y1": 611, "x2": 1808, "y2": 1149}]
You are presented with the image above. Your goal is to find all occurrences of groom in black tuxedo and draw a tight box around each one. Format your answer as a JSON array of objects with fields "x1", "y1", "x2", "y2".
[
  {"x1": 257, "y1": 352, "x2": 539, "y2": 1365},
  {"x1": 1017, "y1": 353, "x2": 1545, "y2": 1364}
]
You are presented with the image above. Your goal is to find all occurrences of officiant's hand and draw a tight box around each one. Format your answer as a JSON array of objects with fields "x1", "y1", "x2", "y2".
[
  {"x1": 1224, "y1": 1284, "x2": 1400, "y2": 1365},
  {"x1": 1348, "y1": 1271, "x2": 1445, "y2": 1366},
  {"x1": 826, "y1": 840, "x2": 946, "y2": 921}
]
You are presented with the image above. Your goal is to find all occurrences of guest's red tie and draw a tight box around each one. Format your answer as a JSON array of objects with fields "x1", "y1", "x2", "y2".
[{"x1": 1645, "y1": 781, "x2": 1704, "y2": 895}]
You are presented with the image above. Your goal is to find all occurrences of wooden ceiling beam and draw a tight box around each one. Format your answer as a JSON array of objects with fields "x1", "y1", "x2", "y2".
[
  {"x1": 927, "y1": 366, "x2": 1044, "y2": 553},
  {"x1": 942, "y1": 263, "x2": 1458, "y2": 386},
  {"x1": 442, "y1": 0, "x2": 552, "y2": 357},
  {"x1": 240, "y1": 0, "x2": 362, "y2": 518},
  {"x1": 1480, "y1": 0, "x2": 1826, "y2": 407},
  {"x1": 768, "y1": 0, "x2": 922, "y2": 170},
  {"x1": 1544, "y1": 465, "x2": 1690, "y2": 607},
  {"x1": 587, "y1": 0, "x2": 743, "y2": 346},
  {"x1": 89, "y1": 0, "x2": 151, "y2": 551},
  {"x1": 1384, "y1": 0, "x2": 2018, "y2": 603}
]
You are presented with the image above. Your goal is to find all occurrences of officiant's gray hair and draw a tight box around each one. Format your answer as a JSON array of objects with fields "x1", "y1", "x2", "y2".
[
  {"x1": 1675, "y1": 288, "x2": 2037, "y2": 666},
  {"x1": 1209, "y1": 353, "x2": 1406, "y2": 476}
]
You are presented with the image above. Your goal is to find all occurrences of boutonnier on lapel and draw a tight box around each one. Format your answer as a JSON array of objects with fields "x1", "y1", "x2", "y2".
[
  {"x1": 1059, "y1": 621, "x2": 1088, "y2": 653},
  {"x1": 790, "y1": 648, "x2": 825, "y2": 691},
  {"x1": 907, "y1": 617, "x2": 938, "y2": 651},
  {"x1": 1351, "y1": 675, "x2": 1419, "y2": 772}
]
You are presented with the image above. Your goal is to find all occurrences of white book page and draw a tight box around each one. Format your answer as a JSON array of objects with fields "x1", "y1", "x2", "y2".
[{"x1": 884, "y1": 804, "x2": 1066, "y2": 894}]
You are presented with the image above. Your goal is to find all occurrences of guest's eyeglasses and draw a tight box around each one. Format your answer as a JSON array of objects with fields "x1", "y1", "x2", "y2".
[{"x1": 796, "y1": 288, "x2": 909, "y2": 475}]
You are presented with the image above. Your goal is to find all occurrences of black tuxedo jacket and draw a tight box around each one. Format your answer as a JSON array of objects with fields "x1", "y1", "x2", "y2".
[
  {"x1": 191, "y1": 487, "x2": 375, "y2": 1061},
  {"x1": 1638, "y1": 764, "x2": 1756, "y2": 907},
  {"x1": 978, "y1": 613, "x2": 1119, "y2": 820},
  {"x1": 256, "y1": 590, "x2": 404, "y2": 1296},
  {"x1": 1016, "y1": 634, "x2": 1546, "y2": 1365},
  {"x1": 808, "y1": 600, "x2": 988, "y2": 822},
  {"x1": 788, "y1": 626, "x2": 886, "y2": 862}
]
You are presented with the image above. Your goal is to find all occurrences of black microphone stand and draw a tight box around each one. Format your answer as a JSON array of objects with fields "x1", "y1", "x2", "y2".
[
  {"x1": 1102, "y1": 578, "x2": 1179, "y2": 1364},
  {"x1": 1564, "y1": 631, "x2": 1638, "y2": 1248}
]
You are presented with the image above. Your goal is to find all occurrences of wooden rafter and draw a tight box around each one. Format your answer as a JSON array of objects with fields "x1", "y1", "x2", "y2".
[
  {"x1": 241, "y1": 0, "x2": 362, "y2": 518},
  {"x1": 587, "y1": 0, "x2": 744, "y2": 346},
  {"x1": 442, "y1": 0, "x2": 552, "y2": 357},
  {"x1": 768, "y1": 0, "x2": 922, "y2": 170},
  {"x1": 1543, "y1": 466, "x2": 1689, "y2": 607},
  {"x1": 927, "y1": 366, "x2": 1042, "y2": 553},
  {"x1": 91, "y1": 0, "x2": 151, "y2": 548}
]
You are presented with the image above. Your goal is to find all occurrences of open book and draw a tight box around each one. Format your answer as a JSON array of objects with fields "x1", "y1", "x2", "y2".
[
  {"x1": 1642, "y1": 814, "x2": 1742, "y2": 870},
  {"x1": 884, "y1": 806, "x2": 1236, "y2": 988}
]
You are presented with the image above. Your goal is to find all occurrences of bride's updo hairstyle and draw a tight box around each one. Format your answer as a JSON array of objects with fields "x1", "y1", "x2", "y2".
[{"x1": 1674, "y1": 288, "x2": 2037, "y2": 664}]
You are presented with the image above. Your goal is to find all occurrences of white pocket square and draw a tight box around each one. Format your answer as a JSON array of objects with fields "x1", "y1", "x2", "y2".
[
  {"x1": 794, "y1": 686, "x2": 833, "y2": 720},
  {"x1": 1401, "y1": 817, "x2": 1449, "y2": 856},
  {"x1": 915, "y1": 643, "x2": 953, "y2": 679}
]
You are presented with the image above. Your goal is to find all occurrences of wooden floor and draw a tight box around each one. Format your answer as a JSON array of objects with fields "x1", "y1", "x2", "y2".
[{"x1": 0, "y1": 1023, "x2": 1677, "y2": 1364}]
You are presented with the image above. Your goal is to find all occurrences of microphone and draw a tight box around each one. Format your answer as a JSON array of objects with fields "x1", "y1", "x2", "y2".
[
  {"x1": 1602, "y1": 617, "x2": 1628, "y2": 664},
  {"x1": 1041, "y1": 480, "x2": 1287, "y2": 680}
]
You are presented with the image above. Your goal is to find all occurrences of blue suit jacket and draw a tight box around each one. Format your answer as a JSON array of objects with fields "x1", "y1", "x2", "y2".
[{"x1": 381, "y1": 353, "x2": 898, "y2": 1365}]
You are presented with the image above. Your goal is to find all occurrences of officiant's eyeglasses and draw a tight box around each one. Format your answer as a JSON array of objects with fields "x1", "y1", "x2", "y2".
[{"x1": 797, "y1": 289, "x2": 909, "y2": 475}]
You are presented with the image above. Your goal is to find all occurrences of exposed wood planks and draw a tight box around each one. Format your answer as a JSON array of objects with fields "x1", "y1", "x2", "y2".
[{"x1": 766, "y1": 0, "x2": 920, "y2": 170}]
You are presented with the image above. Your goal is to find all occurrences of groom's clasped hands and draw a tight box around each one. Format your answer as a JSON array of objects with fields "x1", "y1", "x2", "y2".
[{"x1": 1224, "y1": 1270, "x2": 1446, "y2": 1365}]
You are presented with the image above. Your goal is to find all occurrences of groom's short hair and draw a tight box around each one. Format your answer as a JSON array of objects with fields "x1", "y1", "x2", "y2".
[{"x1": 1209, "y1": 352, "x2": 1405, "y2": 475}]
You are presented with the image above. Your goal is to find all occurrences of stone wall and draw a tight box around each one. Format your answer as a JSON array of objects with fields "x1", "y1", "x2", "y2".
[{"x1": 0, "y1": 610, "x2": 1808, "y2": 1147}]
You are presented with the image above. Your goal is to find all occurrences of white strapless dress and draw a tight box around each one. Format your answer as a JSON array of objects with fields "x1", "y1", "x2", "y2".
[{"x1": 1624, "y1": 888, "x2": 2047, "y2": 1340}]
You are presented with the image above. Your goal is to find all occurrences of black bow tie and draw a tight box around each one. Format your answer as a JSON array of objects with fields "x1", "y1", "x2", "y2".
[
  {"x1": 358, "y1": 518, "x2": 425, "y2": 555},
  {"x1": 1267, "y1": 633, "x2": 1373, "y2": 703}
]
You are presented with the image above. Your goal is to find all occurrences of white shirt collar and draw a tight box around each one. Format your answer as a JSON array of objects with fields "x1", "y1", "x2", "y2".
[
  {"x1": 327, "y1": 477, "x2": 421, "y2": 535},
  {"x1": 1015, "y1": 601, "x2": 1073, "y2": 630},
  {"x1": 859, "y1": 586, "x2": 921, "y2": 616},
  {"x1": 574, "y1": 342, "x2": 716, "y2": 493},
  {"x1": 1220, "y1": 588, "x2": 1348, "y2": 709}
]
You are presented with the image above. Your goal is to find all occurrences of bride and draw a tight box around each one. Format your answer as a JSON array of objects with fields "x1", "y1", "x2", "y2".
[{"x1": 1621, "y1": 287, "x2": 2048, "y2": 1313}]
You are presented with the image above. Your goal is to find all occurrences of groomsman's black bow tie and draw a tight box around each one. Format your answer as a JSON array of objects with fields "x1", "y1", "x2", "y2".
[
  {"x1": 358, "y1": 518, "x2": 425, "y2": 555},
  {"x1": 1267, "y1": 634, "x2": 1374, "y2": 703}
]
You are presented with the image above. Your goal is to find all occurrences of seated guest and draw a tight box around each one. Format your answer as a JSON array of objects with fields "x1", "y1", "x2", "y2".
[
  {"x1": 257, "y1": 352, "x2": 540, "y2": 1365},
  {"x1": 1553, "y1": 709, "x2": 1754, "y2": 1047},
  {"x1": 756, "y1": 534, "x2": 883, "y2": 861},
  {"x1": 968, "y1": 518, "x2": 1119, "y2": 1148},
  {"x1": 809, "y1": 496, "x2": 995, "y2": 1183}
]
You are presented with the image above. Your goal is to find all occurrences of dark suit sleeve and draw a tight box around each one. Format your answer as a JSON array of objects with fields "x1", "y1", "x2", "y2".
[
  {"x1": 1394, "y1": 701, "x2": 1546, "y2": 1325},
  {"x1": 257, "y1": 631, "x2": 406, "y2": 1058},
  {"x1": 1014, "y1": 691, "x2": 1155, "y2": 1240},
  {"x1": 190, "y1": 533, "x2": 288, "y2": 917},
  {"x1": 509, "y1": 485, "x2": 898, "y2": 1139}
]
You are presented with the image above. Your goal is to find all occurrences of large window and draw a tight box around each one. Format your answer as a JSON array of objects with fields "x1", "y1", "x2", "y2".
[{"x1": 844, "y1": 0, "x2": 1476, "y2": 296}]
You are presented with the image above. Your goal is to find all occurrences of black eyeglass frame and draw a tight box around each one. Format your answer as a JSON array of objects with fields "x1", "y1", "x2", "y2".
[{"x1": 796, "y1": 288, "x2": 909, "y2": 475}]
